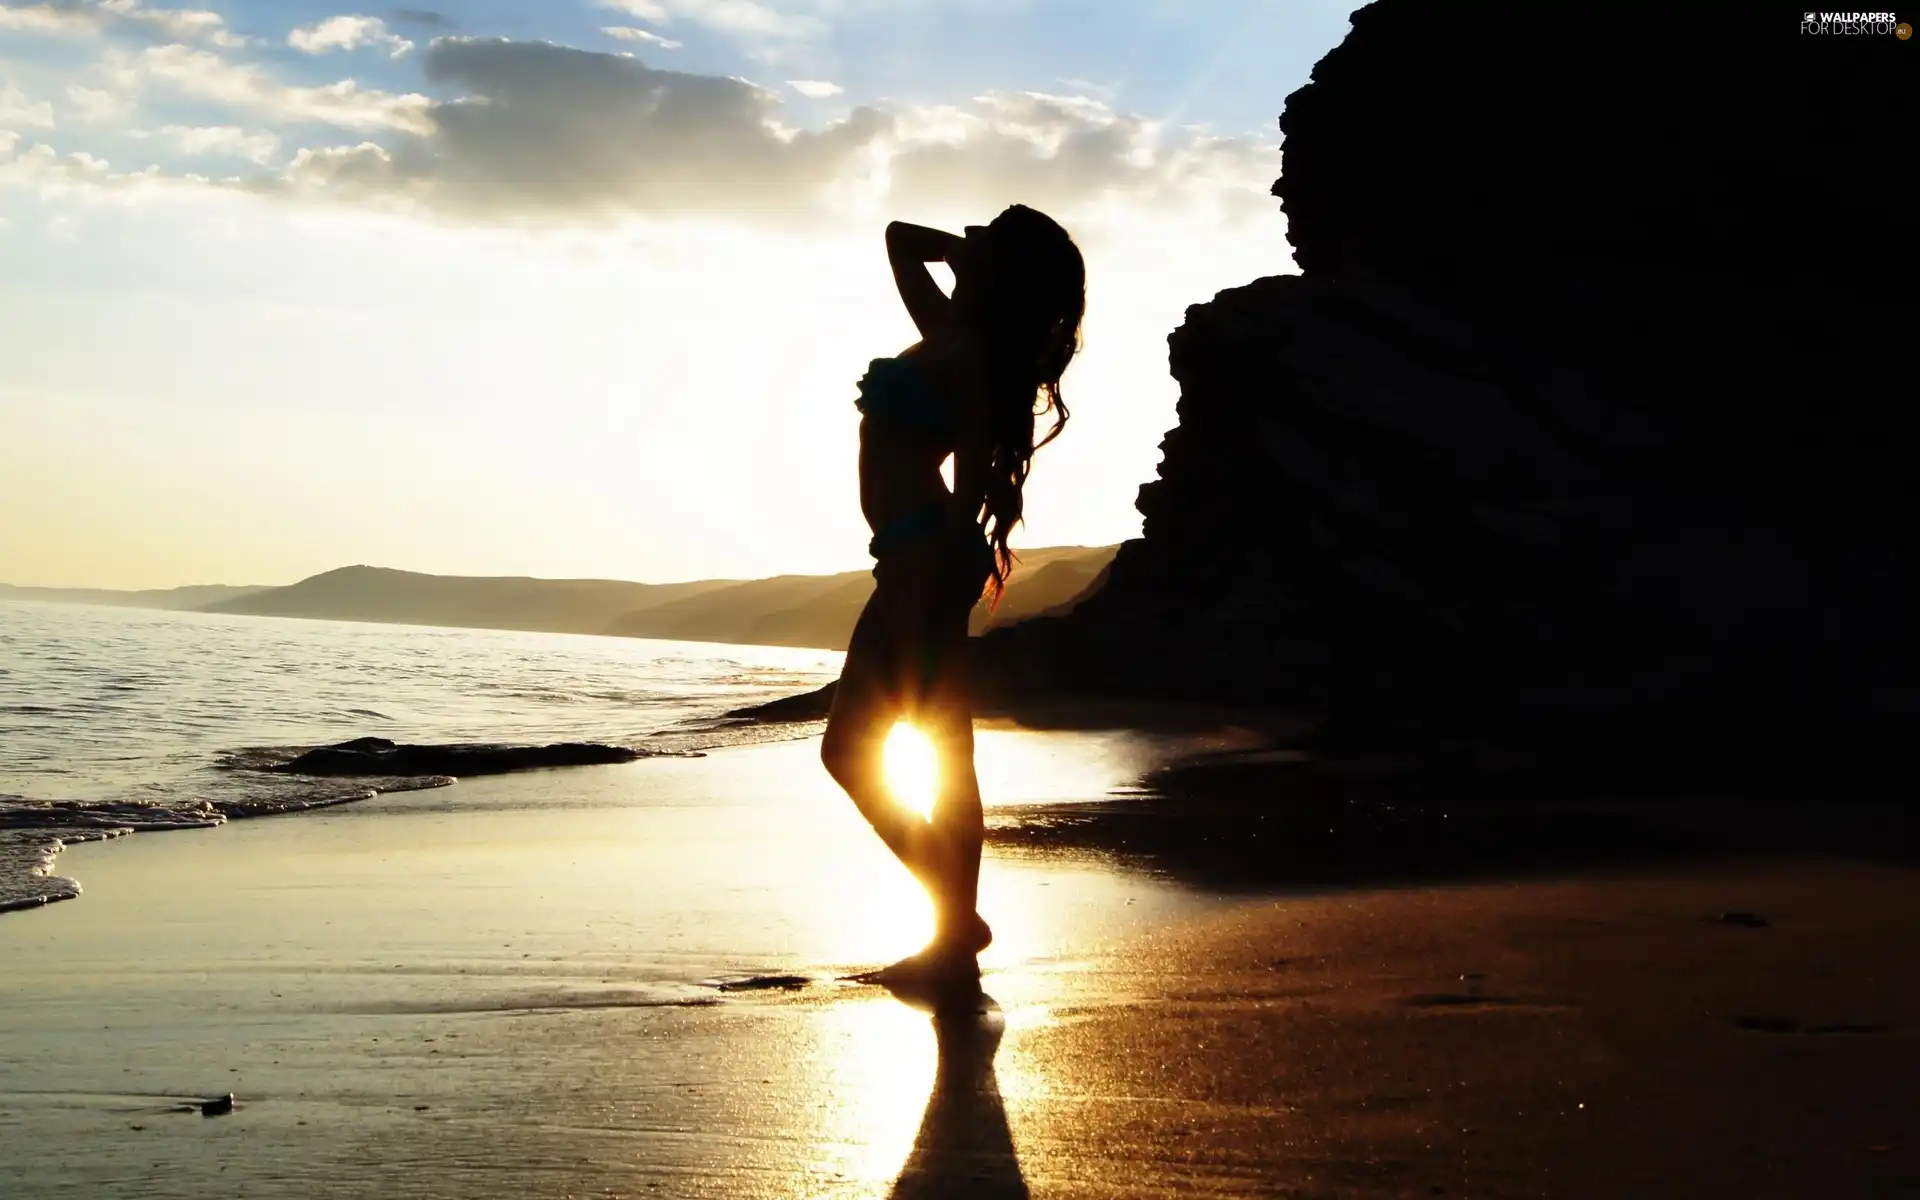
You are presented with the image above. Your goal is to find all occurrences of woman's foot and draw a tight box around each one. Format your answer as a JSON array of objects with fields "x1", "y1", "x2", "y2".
[
  {"x1": 925, "y1": 908, "x2": 992, "y2": 956},
  {"x1": 858, "y1": 943, "x2": 981, "y2": 989},
  {"x1": 945, "y1": 911, "x2": 992, "y2": 956}
]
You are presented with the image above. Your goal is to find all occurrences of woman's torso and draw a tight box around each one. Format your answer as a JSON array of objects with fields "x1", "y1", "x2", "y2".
[{"x1": 856, "y1": 340, "x2": 973, "y2": 534}]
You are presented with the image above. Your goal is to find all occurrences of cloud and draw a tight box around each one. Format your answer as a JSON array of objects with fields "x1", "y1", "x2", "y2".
[
  {"x1": 596, "y1": 0, "x2": 824, "y2": 41},
  {"x1": 0, "y1": 3, "x2": 94, "y2": 35},
  {"x1": 886, "y1": 91, "x2": 1273, "y2": 222},
  {"x1": 113, "y1": 43, "x2": 434, "y2": 133},
  {"x1": 0, "y1": 1, "x2": 246, "y2": 48},
  {"x1": 601, "y1": 25, "x2": 681, "y2": 49},
  {"x1": 786, "y1": 79, "x2": 840, "y2": 98},
  {"x1": 111, "y1": 0, "x2": 242, "y2": 47},
  {"x1": 0, "y1": 127, "x2": 232, "y2": 209},
  {"x1": 265, "y1": 38, "x2": 889, "y2": 221},
  {"x1": 597, "y1": 0, "x2": 671, "y2": 21},
  {"x1": 288, "y1": 14, "x2": 414, "y2": 58},
  {"x1": 9, "y1": 37, "x2": 1271, "y2": 233},
  {"x1": 278, "y1": 140, "x2": 393, "y2": 195},
  {"x1": 389, "y1": 7, "x2": 453, "y2": 29},
  {"x1": 1056, "y1": 77, "x2": 1119, "y2": 102},
  {"x1": 0, "y1": 137, "x2": 162, "y2": 194},
  {"x1": 64, "y1": 83, "x2": 130, "y2": 123},
  {"x1": 162, "y1": 123, "x2": 279, "y2": 163},
  {"x1": 242, "y1": 43, "x2": 1272, "y2": 227},
  {"x1": 0, "y1": 82, "x2": 57, "y2": 128}
]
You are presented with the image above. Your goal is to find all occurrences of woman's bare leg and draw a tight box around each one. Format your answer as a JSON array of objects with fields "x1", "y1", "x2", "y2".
[
  {"x1": 917, "y1": 605, "x2": 991, "y2": 955},
  {"x1": 821, "y1": 592, "x2": 934, "y2": 881},
  {"x1": 824, "y1": 565, "x2": 989, "y2": 967}
]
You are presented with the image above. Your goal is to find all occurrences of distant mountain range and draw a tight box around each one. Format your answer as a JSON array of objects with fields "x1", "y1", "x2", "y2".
[
  {"x1": 0, "y1": 582, "x2": 272, "y2": 610},
  {"x1": 3, "y1": 545, "x2": 1118, "y2": 652}
]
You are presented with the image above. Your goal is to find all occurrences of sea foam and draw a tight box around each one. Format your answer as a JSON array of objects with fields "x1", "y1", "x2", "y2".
[
  {"x1": 0, "y1": 799, "x2": 224, "y2": 912},
  {"x1": 0, "y1": 779, "x2": 450, "y2": 914}
]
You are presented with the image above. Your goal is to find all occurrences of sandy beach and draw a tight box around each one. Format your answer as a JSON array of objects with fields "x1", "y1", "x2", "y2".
[
  {"x1": 0, "y1": 731, "x2": 1224, "y2": 1198},
  {"x1": 1007, "y1": 859, "x2": 1920, "y2": 1198},
  {"x1": 2, "y1": 730, "x2": 1913, "y2": 1198}
]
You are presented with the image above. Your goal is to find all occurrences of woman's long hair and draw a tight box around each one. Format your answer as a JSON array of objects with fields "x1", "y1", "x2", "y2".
[{"x1": 970, "y1": 204, "x2": 1085, "y2": 604}]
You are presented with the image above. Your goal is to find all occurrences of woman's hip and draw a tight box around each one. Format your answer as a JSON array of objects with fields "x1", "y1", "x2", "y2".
[{"x1": 868, "y1": 510, "x2": 995, "y2": 601}]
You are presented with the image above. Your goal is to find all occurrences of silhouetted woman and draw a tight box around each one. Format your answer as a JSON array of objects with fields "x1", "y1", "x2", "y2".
[{"x1": 821, "y1": 206, "x2": 1085, "y2": 976}]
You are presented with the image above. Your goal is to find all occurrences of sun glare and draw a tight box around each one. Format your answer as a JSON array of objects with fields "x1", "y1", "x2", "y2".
[{"x1": 882, "y1": 721, "x2": 939, "y2": 820}]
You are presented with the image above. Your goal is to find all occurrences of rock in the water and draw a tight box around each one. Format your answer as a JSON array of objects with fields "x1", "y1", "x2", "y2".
[
  {"x1": 723, "y1": 688, "x2": 834, "y2": 723},
  {"x1": 714, "y1": 974, "x2": 810, "y2": 992},
  {"x1": 969, "y1": 2, "x2": 1919, "y2": 742},
  {"x1": 272, "y1": 738, "x2": 642, "y2": 777}
]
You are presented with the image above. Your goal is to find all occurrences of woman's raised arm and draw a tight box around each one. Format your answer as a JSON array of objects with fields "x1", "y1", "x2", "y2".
[{"x1": 886, "y1": 221, "x2": 963, "y2": 339}]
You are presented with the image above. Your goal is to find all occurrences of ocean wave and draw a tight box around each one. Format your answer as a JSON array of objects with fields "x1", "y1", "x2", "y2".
[
  {"x1": 0, "y1": 826, "x2": 125, "y2": 913},
  {"x1": 0, "y1": 797, "x2": 228, "y2": 831},
  {"x1": 0, "y1": 796, "x2": 226, "y2": 914},
  {"x1": 0, "y1": 778, "x2": 453, "y2": 916},
  {"x1": 472, "y1": 683, "x2": 666, "y2": 704}
]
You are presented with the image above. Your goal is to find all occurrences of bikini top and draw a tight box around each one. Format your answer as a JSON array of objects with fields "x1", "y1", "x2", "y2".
[{"x1": 854, "y1": 355, "x2": 955, "y2": 442}]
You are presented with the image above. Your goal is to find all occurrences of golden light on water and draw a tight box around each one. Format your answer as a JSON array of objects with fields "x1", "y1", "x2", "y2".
[{"x1": 883, "y1": 722, "x2": 939, "y2": 820}]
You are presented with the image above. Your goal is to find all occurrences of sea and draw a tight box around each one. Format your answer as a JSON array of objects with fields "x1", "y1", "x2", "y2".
[{"x1": 0, "y1": 599, "x2": 845, "y2": 912}]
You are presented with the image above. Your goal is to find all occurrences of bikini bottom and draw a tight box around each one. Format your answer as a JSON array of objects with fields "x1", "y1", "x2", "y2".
[
  {"x1": 857, "y1": 507, "x2": 996, "y2": 703},
  {"x1": 866, "y1": 504, "x2": 974, "y2": 558}
]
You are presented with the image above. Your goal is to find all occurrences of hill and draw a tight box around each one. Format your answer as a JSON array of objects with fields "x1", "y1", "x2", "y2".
[
  {"x1": 200, "y1": 546, "x2": 1119, "y2": 650},
  {"x1": 0, "y1": 582, "x2": 270, "y2": 610},
  {"x1": 606, "y1": 545, "x2": 1117, "y2": 649},
  {"x1": 203, "y1": 565, "x2": 740, "y2": 636}
]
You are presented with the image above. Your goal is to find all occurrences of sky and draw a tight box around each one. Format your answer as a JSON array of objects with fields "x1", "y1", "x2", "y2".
[{"x1": 0, "y1": 0, "x2": 1355, "y2": 589}]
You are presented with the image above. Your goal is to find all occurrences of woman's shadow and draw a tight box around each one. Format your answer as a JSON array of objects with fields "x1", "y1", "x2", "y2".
[{"x1": 880, "y1": 979, "x2": 1030, "y2": 1200}]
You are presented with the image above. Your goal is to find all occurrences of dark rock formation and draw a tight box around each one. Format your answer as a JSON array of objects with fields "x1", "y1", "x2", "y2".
[
  {"x1": 973, "y1": 4, "x2": 1919, "y2": 734},
  {"x1": 737, "y1": 5, "x2": 1918, "y2": 749},
  {"x1": 272, "y1": 737, "x2": 642, "y2": 777},
  {"x1": 724, "y1": 689, "x2": 835, "y2": 723}
]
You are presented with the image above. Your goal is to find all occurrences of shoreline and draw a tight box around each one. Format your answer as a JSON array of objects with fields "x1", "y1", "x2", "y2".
[
  {"x1": 0, "y1": 720, "x2": 1193, "y2": 920},
  {"x1": 17, "y1": 691, "x2": 1914, "y2": 921},
  {"x1": 0, "y1": 685, "x2": 1308, "y2": 923}
]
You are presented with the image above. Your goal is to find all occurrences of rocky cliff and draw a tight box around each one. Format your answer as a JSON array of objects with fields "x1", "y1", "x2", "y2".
[{"x1": 975, "y1": 3, "x2": 1919, "y2": 734}]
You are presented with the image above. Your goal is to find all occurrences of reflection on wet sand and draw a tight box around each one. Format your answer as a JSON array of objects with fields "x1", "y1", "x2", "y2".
[{"x1": 885, "y1": 985, "x2": 1027, "y2": 1200}]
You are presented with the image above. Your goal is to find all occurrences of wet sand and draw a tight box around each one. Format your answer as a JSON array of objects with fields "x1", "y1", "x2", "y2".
[
  {"x1": 2, "y1": 732, "x2": 1915, "y2": 1197},
  {"x1": 1010, "y1": 860, "x2": 1920, "y2": 1198},
  {"x1": 0, "y1": 732, "x2": 1224, "y2": 1198}
]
